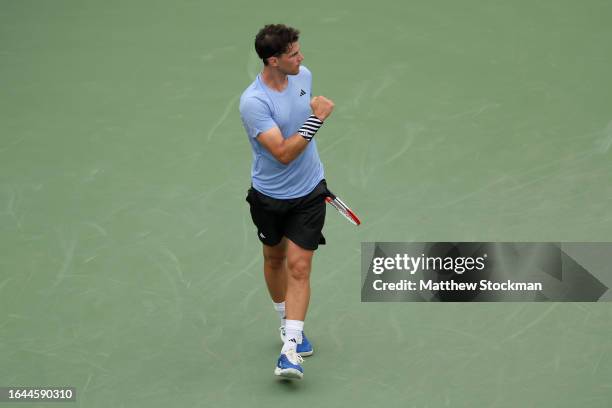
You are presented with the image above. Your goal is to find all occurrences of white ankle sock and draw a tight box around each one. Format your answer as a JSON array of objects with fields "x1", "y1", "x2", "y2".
[
  {"x1": 273, "y1": 301, "x2": 286, "y2": 327},
  {"x1": 282, "y1": 319, "x2": 304, "y2": 353}
]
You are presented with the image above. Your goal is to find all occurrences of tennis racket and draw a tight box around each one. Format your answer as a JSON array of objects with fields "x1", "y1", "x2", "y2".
[{"x1": 325, "y1": 190, "x2": 361, "y2": 226}]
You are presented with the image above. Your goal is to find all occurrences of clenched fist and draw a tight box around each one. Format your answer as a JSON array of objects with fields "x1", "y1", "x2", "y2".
[{"x1": 310, "y1": 96, "x2": 335, "y2": 121}]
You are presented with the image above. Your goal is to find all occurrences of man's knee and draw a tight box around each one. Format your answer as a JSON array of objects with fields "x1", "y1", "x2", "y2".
[{"x1": 287, "y1": 257, "x2": 311, "y2": 281}]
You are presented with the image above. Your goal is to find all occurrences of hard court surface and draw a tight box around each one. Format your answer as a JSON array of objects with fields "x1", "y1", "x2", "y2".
[{"x1": 1, "y1": 1, "x2": 612, "y2": 407}]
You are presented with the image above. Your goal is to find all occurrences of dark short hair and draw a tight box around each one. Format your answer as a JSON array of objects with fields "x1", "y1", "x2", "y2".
[{"x1": 254, "y1": 24, "x2": 300, "y2": 65}]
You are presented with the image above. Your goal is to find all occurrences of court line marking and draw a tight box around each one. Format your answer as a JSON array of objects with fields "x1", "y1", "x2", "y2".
[{"x1": 206, "y1": 94, "x2": 240, "y2": 142}]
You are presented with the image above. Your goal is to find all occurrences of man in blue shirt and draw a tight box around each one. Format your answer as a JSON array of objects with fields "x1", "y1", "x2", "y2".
[{"x1": 239, "y1": 24, "x2": 334, "y2": 380}]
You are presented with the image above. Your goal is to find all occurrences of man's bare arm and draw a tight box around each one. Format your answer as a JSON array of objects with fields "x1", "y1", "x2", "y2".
[
  {"x1": 257, "y1": 96, "x2": 335, "y2": 165},
  {"x1": 257, "y1": 127, "x2": 309, "y2": 165}
]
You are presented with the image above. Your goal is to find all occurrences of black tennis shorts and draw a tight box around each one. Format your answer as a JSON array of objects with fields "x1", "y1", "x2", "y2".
[{"x1": 246, "y1": 179, "x2": 327, "y2": 251}]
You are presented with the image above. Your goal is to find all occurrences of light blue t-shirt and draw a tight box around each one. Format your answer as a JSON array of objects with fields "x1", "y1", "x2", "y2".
[{"x1": 239, "y1": 65, "x2": 324, "y2": 199}]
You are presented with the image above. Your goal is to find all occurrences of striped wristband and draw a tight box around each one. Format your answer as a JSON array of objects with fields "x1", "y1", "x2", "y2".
[{"x1": 298, "y1": 115, "x2": 323, "y2": 141}]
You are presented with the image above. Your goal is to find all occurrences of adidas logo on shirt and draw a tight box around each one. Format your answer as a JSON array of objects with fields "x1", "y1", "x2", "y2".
[{"x1": 300, "y1": 89, "x2": 306, "y2": 96}]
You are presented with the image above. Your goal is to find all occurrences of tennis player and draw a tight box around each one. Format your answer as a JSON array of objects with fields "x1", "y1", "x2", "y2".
[{"x1": 239, "y1": 24, "x2": 334, "y2": 380}]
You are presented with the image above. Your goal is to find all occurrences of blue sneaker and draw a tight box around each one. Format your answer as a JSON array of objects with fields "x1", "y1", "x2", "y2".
[
  {"x1": 274, "y1": 349, "x2": 304, "y2": 379},
  {"x1": 279, "y1": 327, "x2": 314, "y2": 357}
]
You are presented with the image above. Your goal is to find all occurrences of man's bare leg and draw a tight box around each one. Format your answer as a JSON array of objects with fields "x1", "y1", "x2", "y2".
[
  {"x1": 284, "y1": 238, "x2": 313, "y2": 322},
  {"x1": 262, "y1": 238, "x2": 288, "y2": 303}
]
